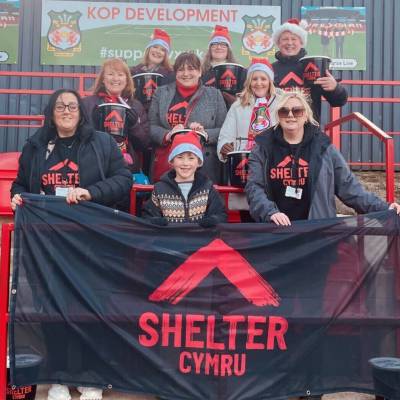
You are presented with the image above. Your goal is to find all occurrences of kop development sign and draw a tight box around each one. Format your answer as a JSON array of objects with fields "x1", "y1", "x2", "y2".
[{"x1": 40, "y1": 0, "x2": 281, "y2": 66}]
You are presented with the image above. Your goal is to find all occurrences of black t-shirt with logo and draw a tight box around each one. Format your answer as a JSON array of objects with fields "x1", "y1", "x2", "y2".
[
  {"x1": 41, "y1": 136, "x2": 80, "y2": 195},
  {"x1": 268, "y1": 136, "x2": 311, "y2": 221},
  {"x1": 166, "y1": 91, "x2": 190, "y2": 128}
]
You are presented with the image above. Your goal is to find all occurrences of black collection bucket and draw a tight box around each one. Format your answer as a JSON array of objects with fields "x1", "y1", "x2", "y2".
[
  {"x1": 213, "y1": 63, "x2": 246, "y2": 95},
  {"x1": 369, "y1": 357, "x2": 400, "y2": 400},
  {"x1": 93, "y1": 102, "x2": 132, "y2": 142},
  {"x1": 7, "y1": 353, "x2": 43, "y2": 400},
  {"x1": 132, "y1": 72, "x2": 164, "y2": 104},
  {"x1": 299, "y1": 55, "x2": 332, "y2": 86},
  {"x1": 227, "y1": 151, "x2": 250, "y2": 188}
]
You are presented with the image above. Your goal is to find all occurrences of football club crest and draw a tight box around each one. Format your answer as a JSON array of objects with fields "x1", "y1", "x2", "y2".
[
  {"x1": 47, "y1": 10, "x2": 82, "y2": 51},
  {"x1": 242, "y1": 15, "x2": 275, "y2": 54}
]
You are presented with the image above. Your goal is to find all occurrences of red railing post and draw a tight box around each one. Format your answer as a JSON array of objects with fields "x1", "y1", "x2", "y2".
[
  {"x1": 385, "y1": 139, "x2": 395, "y2": 203},
  {"x1": 330, "y1": 107, "x2": 342, "y2": 150},
  {"x1": 0, "y1": 223, "x2": 14, "y2": 400}
]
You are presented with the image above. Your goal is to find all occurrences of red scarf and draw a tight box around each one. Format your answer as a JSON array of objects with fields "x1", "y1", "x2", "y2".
[{"x1": 176, "y1": 81, "x2": 199, "y2": 99}]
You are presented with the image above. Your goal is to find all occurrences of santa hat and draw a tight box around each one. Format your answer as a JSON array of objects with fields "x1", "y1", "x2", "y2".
[
  {"x1": 247, "y1": 58, "x2": 274, "y2": 81},
  {"x1": 146, "y1": 29, "x2": 171, "y2": 53},
  {"x1": 168, "y1": 131, "x2": 204, "y2": 165},
  {"x1": 209, "y1": 25, "x2": 232, "y2": 48},
  {"x1": 272, "y1": 18, "x2": 308, "y2": 47}
]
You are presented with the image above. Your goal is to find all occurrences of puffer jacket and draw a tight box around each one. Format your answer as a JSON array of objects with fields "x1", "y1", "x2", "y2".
[
  {"x1": 11, "y1": 124, "x2": 132, "y2": 207},
  {"x1": 245, "y1": 123, "x2": 388, "y2": 222}
]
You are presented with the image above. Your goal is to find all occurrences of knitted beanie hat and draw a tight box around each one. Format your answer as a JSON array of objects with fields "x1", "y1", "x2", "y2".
[
  {"x1": 168, "y1": 131, "x2": 204, "y2": 165},
  {"x1": 146, "y1": 28, "x2": 171, "y2": 53}
]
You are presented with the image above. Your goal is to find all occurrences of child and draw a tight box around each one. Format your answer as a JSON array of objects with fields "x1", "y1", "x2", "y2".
[{"x1": 143, "y1": 131, "x2": 227, "y2": 226}]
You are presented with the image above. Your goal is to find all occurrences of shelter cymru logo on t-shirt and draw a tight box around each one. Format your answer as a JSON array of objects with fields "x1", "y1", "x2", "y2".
[{"x1": 138, "y1": 239, "x2": 288, "y2": 377}]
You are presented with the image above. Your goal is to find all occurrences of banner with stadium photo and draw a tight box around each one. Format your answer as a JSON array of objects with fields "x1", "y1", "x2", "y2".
[
  {"x1": 0, "y1": 0, "x2": 20, "y2": 64},
  {"x1": 301, "y1": 6, "x2": 366, "y2": 70},
  {"x1": 9, "y1": 194, "x2": 400, "y2": 399},
  {"x1": 40, "y1": 0, "x2": 280, "y2": 66}
]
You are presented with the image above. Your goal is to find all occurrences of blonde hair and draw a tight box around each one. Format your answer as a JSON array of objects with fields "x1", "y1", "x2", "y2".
[
  {"x1": 274, "y1": 90, "x2": 319, "y2": 127},
  {"x1": 238, "y1": 70, "x2": 276, "y2": 107},
  {"x1": 143, "y1": 46, "x2": 172, "y2": 71},
  {"x1": 93, "y1": 58, "x2": 135, "y2": 98},
  {"x1": 201, "y1": 46, "x2": 236, "y2": 75}
]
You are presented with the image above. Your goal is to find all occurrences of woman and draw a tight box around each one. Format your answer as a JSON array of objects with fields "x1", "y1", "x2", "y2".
[
  {"x1": 82, "y1": 58, "x2": 150, "y2": 176},
  {"x1": 201, "y1": 24, "x2": 239, "y2": 108},
  {"x1": 201, "y1": 24, "x2": 237, "y2": 86},
  {"x1": 10, "y1": 88, "x2": 132, "y2": 400},
  {"x1": 245, "y1": 91, "x2": 400, "y2": 225},
  {"x1": 130, "y1": 28, "x2": 175, "y2": 97},
  {"x1": 217, "y1": 58, "x2": 279, "y2": 159},
  {"x1": 148, "y1": 51, "x2": 227, "y2": 183}
]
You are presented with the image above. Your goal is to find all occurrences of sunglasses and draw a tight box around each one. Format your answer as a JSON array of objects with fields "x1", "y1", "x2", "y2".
[{"x1": 278, "y1": 107, "x2": 305, "y2": 118}]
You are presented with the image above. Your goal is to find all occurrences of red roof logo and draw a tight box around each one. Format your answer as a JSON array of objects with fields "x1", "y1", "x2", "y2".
[
  {"x1": 279, "y1": 72, "x2": 304, "y2": 86},
  {"x1": 220, "y1": 69, "x2": 237, "y2": 80},
  {"x1": 149, "y1": 239, "x2": 280, "y2": 307},
  {"x1": 105, "y1": 110, "x2": 123, "y2": 123},
  {"x1": 304, "y1": 62, "x2": 320, "y2": 72}
]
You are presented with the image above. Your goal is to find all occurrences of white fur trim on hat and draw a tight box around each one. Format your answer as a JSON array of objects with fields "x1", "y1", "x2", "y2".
[
  {"x1": 209, "y1": 36, "x2": 231, "y2": 48},
  {"x1": 273, "y1": 20, "x2": 308, "y2": 47},
  {"x1": 168, "y1": 144, "x2": 204, "y2": 165},
  {"x1": 247, "y1": 63, "x2": 274, "y2": 81},
  {"x1": 146, "y1": 39, "x2": 170, "y2": 53}
]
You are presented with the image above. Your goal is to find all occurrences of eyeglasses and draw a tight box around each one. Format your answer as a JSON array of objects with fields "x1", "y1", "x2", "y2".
[
  {"x1": 54, "y1": 102, "x2": 79, "y2": 113},
  {"x1": 211, "y1": 42, "x2": 228, "y2": 48},
  {"x1": 278, "y1": 107, "x2": 305, "y2": 118}
]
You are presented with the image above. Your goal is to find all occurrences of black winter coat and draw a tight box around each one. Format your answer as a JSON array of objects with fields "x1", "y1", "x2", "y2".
[{"x1": 11, "y1": 124, "x2": 132, "y2": 207}]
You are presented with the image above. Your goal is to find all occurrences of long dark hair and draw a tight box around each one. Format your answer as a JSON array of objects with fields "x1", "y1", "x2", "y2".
[{"x1": 43, "y1": 88, "x2": 90, "y2": 133}]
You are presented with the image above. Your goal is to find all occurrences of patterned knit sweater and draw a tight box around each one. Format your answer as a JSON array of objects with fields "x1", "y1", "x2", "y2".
[{"x1": 142, "y1": 170, "x2": 227, "y2": 223}]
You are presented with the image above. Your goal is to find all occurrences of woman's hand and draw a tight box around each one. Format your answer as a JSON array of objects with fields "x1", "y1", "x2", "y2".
[
  {"x1": 165, "y1": 124, "x2": 185, "y2": 143},
  {"x1": 11, "y1": 194, "x2": 23, "y2": 211},
  {"x1": 314, "y1": 70, "x2": 338, "y2": 92},
  {"x1": 220, "y1": 142, "x2": 234, "y2": 158},
  {"x1": 66, "y1": 188, "x2": 92, "y2": 204},
  {"x1": 389, "y1": 202, "x2": 400, "y2": 215},
  {"x1": 270, "y1": 212, "x2": 291, "y2": 226},
  {"x1": 189, "y1": 122, "x2": 205, "y2": 132}
]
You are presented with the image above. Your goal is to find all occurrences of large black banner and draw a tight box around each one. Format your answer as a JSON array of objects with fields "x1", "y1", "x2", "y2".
[{"x1": 10, "y1": 194, "x2": 400, "y2": 399}]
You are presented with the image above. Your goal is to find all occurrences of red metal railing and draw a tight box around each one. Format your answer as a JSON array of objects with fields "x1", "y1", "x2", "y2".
[
  {"x1": 0, "y1": 71, "x2": 97, "y2": 98},
  {"x1": 0, "y1": 115, "x2": 44, "y2": 129},
  {"x1": 325, "y1": 112, "x2": 395, "y2": 203}
]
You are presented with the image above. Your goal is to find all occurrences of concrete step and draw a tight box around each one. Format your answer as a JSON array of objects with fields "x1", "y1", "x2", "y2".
[{"x1": 34, "y1": 385, "x2": 375, "y2": 399}]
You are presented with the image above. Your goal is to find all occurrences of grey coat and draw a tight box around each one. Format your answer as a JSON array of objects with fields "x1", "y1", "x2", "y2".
[
  {"x1": 246, "y1": 124, "x2": 389, "y2": 222},
  {"x1": 148, "y1": 82, "x2": 227, "y2": 183}
]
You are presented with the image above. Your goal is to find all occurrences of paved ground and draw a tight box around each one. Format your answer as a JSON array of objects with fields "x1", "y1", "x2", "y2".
[{"x1": 34, "y1": 385, "x2": 376, "y2": 399}]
